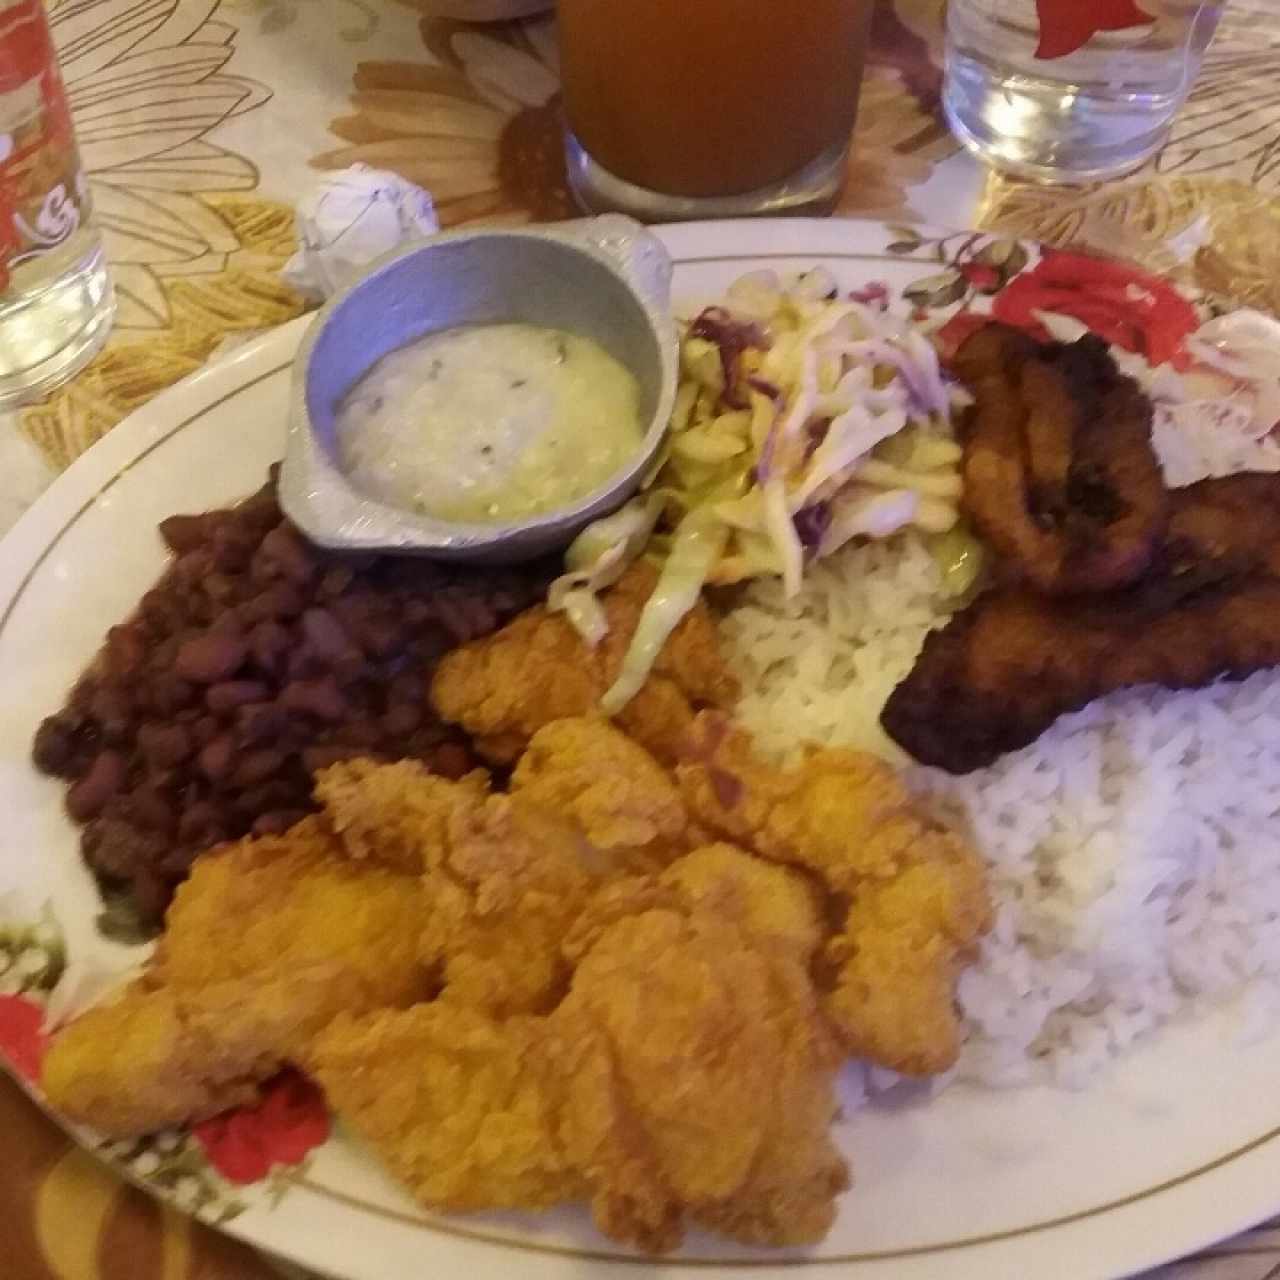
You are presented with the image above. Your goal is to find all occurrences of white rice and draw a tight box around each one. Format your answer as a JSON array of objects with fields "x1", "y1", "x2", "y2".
[{"x1": 723, "y1": 463, "x2": 1280, "y2": 1090}]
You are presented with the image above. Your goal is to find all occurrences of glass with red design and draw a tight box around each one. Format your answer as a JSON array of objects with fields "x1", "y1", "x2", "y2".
[
  {"x1": 942, "y1": 0, "x2": 1227, "y2": 183},
  {"x1": 0, "y1": 0, "x2": 113, "y2": 408}
]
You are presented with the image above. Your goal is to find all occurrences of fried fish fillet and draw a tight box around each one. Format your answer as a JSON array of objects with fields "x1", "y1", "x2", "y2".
[
  {"x1": 881, "y1": 473, "x2": 1280, "y2": 774},
  {"x1": 676, "y1": 714, "x2": 990, "y2": 1075},
  {"x1": 317, "y1": 758, "x2": 594, "y2": 1016},
  {"x1": 430, "y1": 563, "x2": 739, "y2": 766},
  {"x1": 953, "y1": 324, "x2": 1166, "y2": 595},
  {"x1": 562, "y1": 842, "x2": 827, "y2": 970},
  {"x1": 510, "y1": 716, "x2": 690, "y2": 868},
  {"x1": 307, "y1": 844, "x2": 846, "y2": 1254},
  {"x1": 547, "y1": 907, "x2": 847, "y2": 1253},
  {"x1": 307, "y1": 1004, "x2": 579, "y2": 1212},
  {"x1": 315, "y1": 721, "x2": 692, "y2": 1016},
  {"x1": 558, "y1": 846, "x2": 842, "y2": 1252},
  {"x1": 42, "y1": 819, "x2": 428, "y2": 1134}
]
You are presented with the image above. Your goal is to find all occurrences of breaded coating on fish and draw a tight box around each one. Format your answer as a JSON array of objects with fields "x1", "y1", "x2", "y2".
[
  {"x1": 430, "y1": 563, "x2": 738, "y2": 766},
  {"x1": 547, "y1": 907, "x2": 847, "y2": 1253},
  {"x1": 39, "y1": 982, "x2": 260, "y2": 1136},
  {"x1": 563, "y1": 842, "x2": 826, "y2": 968},
  {"x1": 307, "y1": 843, "x2": 845, "y2": 1254},
  {"x1": 510, "y1": 717, "x2": 689, "y2": 868},
  {"x1": 307, "y1": 1004, "x2": 579, "y2": 1212},
  {"x1": 44, "y1": 707, "x2": 976, "y2": 1251},
  {"x1": 676, "y1": 714, "x2": 990, "y2": 1075},
  {"x1": 315, "y1": 726, "x2": 695, "y2": 1015},
  {"x1": 42, "y1": 819, "x2": 428, "y2": 1135},
  {"x1": 417, "y1": 793, "x2": 598, "y2": 1016},
  {"x1": 313, "y1": 758, "x2": 490, "y2": 875}
]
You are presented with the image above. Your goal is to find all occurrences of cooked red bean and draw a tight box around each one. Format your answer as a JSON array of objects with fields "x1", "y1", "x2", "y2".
[
  {"x1": 320, "y1": 566, "x2": 354, "y2": 597},
  {"x1": 203, "y1": 573, "x2": 237, "y2": 604},
  {"x1": 248, "y1": 619, "x2": 290, "y2": 673},
  {"x1": 210, "y1": 526, "x2": 258, "y2": 574},
  {"x1": 191, "y1": 715, "x2": 220, "y2": 748},
  {"x1": 105, "y1": 626, "x2": 146, "y2": 677},
  {"x1": 235, "y1": 701, "x2": 291, "y2": 747},
  {"x1": 301, "y1": 744, "x2": 361, "y2": 772},
  {"x1": 198, "y1": 735, "x2": 234, "y2": 782},
  {"x1": 334, "y1": 719, "x2": 382, "y2": 749},
  {"x1": 32, "y1": 715, "x2": 80, "y2": 777},
  {"x1": 355, "y1": 615, "x2": 403, "y2": 659},
  {"x1": 157, "y1": 846, "x2": 200, "y2": 881},
  {"x1": 174, "y1": 630, "x2": 248, "y2": 683},
  {"x1": 67, "y1": 750, "x2": 126, "y2": 821},
  {"x1": 89, "y1": 687, "x2": 132, "y2": 740},
  {"x1": 382, "y1": 703, "x2": 422, "y2": 737},
  {"x1": 159, "y1": 513, "x2": 218, "y2": 554},
  {"x1": 127, "y1": 786, "x2": 177, "y2": 834},
  {"x1": 301, "y1": 608, "x2": 354, "y2": 660},
  {"x1": 281, "y1": 676, "x2": 347, "y2": 722},
  {"x1": 137, "y1": 722, "x2": 192, "y2": 768},
  {"x1": 34, "y1": 471, "x2": 551, "y2": 927},
  {"x1": 246, "y1": 583, "x2": 305, "y2": 623},
  {"x1": 205, "y1": 680, "x2": 269, "y2": 714},
  {"x1": 173, "y1": 550, "x2": 215, "y2": 589},
  {"x1": 147, "y1": 673, "x2": 195, "y2": 716},
  {"x1": 83, "y1": 817, "x2": 166, "y2": 880},
  {"x1": 255, "y1": 524, "x2": 316, "y2": 584},
  {"x1": 178, "y1": 801, "x2": 223, "y2": 845},
  {"x1": 232, "y1": 748, "x2": 286, "y2": 788}
]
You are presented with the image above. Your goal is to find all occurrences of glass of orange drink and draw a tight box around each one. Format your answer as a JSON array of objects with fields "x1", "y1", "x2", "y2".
[{"x1": 558, "y1": 0, "x2": 875, "y2": 220}]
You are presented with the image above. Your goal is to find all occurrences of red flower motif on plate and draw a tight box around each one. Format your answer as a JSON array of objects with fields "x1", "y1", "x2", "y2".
[
  {"x1": 959, "y1": 260, "x2": 1002, "y2": 294},
  {"x1": 993, "y1": 250, "x2": 1199, "y2": 366},
  {"x1": 0, "y1": 993, "x2": 48, "y2": 1082},
  {"x1": 192, "y1": 1070, "x2": 330, "y2": 1185},
  {"x1": 936, "y1": 251, "x2": 1200, "y2": 370},
  {"x1": 1034, "y1": 0, "x2": 1154, "y2": 60}
]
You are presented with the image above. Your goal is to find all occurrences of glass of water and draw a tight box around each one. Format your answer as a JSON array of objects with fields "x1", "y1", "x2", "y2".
[
  {"x1": 942, "y1": 0, "x2": 1226, "y2": 183},
  {"x1": 0, "y1": 0, "x2": 114, "y2": 408}
]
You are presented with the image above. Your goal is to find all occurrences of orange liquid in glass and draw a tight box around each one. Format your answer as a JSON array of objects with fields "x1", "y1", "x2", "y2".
[{"x1": 559, "y1": 0, "x2": 873, "y2": 199}]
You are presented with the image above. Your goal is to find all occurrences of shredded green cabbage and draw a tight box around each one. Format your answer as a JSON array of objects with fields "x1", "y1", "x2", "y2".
[
  {"x1": 547, "y1": 494, "x2": 665, "y2": 646},
  {"x1": 548, "y1": 267, "x2": 973, "y2": 707},
  {"x1": 600, "y1": 511, "x2": 727, "y2": 714}
]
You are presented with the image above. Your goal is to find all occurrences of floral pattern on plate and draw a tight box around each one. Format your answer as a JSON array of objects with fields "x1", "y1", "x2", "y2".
[{"x1": 0, "y1": 899, "x2": 329, "y2": 1223}]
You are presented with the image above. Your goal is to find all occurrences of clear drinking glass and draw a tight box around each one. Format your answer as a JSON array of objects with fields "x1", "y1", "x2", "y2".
[
  {"x1": 942, "y1": 0, "x2": 1226, "y2": 183},
  {"x1": 558, "y1": 0, "x2": 875, "y2": 221},
  {"x1": 0, "y1": 0, "x2": 114, "y2": 408}
]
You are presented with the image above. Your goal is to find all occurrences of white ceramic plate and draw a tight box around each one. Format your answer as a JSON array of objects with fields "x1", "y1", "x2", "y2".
[{"x1": 2, "y1": 219, "x2": 1278, "y2": 1280}]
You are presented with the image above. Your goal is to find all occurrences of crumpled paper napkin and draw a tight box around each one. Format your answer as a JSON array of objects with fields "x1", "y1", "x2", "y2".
[{"x1": 282, "y1": 164, "x2": 439, "y2": 301}]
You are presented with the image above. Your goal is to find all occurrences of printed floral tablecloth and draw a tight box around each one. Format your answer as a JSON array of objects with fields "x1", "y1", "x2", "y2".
[{"x1": 3, "y1": 0, "x2": 1280, "y2": 1276}]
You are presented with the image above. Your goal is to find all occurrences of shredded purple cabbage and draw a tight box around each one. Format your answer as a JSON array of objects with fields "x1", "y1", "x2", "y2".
[
  {"x1": 747, "y1": 376, "x2": 785, "y2": 484},
  {"x1": 804, "y1": 417, "x2": 830, "y2": 461},
  {"x1": 746, "y1": 375, "x2": 782, "y2": 402},
  {"x1": 689, "y1": 307, "x2": 768, "y2": 410},
  {"x1": 793, "y1": 502, "x2": 831, "y2": 551},
  {"x1": 859, "y1": 339, "x2": 948, "y2": 417}
]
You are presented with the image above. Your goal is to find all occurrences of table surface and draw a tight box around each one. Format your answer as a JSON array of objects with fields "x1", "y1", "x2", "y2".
[{"x1": 5, "y1": 1, "x2": 1280, "y2": 1276}]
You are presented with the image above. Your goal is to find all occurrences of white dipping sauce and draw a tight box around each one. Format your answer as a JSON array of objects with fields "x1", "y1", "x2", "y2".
[{"x1": 336, "y1": 323, "x2": 644, "y2": 523}]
